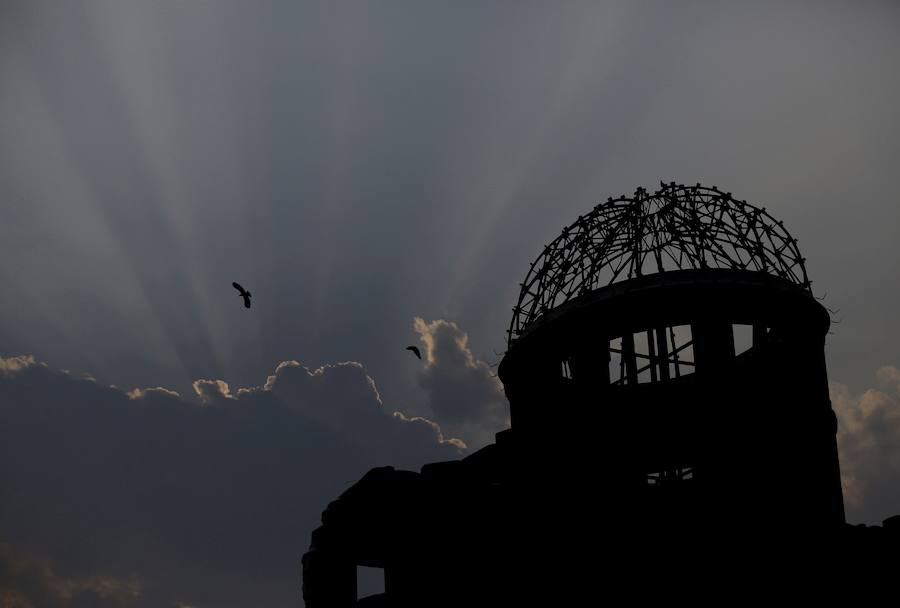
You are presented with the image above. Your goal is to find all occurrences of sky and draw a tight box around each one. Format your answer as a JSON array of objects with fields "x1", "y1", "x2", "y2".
[{"x1": 1, "y1": 1, "x2": 899, "y2": 606}]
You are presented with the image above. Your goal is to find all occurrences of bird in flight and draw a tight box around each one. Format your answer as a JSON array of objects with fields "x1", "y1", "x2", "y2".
[
  {"x1": 232, "y1": 282, "x2": 252, "y2": 308},
  {"x1": 406, "y1": 345, "x2": 422, "y2": 360}
]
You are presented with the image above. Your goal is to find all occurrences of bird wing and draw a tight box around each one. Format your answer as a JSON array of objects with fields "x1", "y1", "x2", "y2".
[
  {"x1": 232, "y1": 282, "x2": 245, "y2": 294},
  {"x1": 242, "y1": 294, "x2": 251, "y2": 308},
  {"x1": 406, "y1": 346, "x2": 421, "y2": 359}
]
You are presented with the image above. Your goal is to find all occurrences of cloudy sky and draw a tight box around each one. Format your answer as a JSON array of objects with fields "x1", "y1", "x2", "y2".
[{"x1": 1, "y1": 1, "x2": 899, "y2": 606}]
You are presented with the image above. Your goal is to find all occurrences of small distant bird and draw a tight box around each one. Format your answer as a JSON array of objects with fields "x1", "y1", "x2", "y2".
[
  {"x1": 232, "y1": 282, "x2": 252, "y2": 308},
  {"x1": 406, "y1": 345, "x2": 421, "y2": 360}
]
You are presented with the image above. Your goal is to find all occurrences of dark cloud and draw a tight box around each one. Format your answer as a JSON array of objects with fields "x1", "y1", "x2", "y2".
[
  {"x1": 0, "y1": 355, "x2": 461, "y2": 607},
  {"x1": 0, "y1": 542, "x2": 141, "y2": 608},
  {"x1": 413, "y1": 318, "x2": 509, "y2": 448},
  {"x1": 831, "y1": 368, "x2": 900, "y2": 525}
]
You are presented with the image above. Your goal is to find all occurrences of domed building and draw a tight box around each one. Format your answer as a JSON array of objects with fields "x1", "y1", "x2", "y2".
[{"x1": 302, "y1": 183, "x2": 898, "y2": 606}]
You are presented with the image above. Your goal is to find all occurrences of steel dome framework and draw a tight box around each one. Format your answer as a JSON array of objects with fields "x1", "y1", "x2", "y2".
[{"x1": 508, "y1": 182, "x2": 811, "y2": 343}]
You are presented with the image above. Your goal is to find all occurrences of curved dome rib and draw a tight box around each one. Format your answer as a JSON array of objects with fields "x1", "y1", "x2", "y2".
[{"x1": 508, "y1": 182, "x2": 810, "y2": 343}]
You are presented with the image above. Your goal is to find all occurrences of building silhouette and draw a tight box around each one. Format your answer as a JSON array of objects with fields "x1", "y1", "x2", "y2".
[{"x1": 302, "y1": 183, "x2": 898, "y2": 606}]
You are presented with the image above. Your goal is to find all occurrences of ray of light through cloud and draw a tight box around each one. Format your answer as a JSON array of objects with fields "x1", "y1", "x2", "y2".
[{"x1": 1, "y1": 2, "x2": 900, "y2": 605}]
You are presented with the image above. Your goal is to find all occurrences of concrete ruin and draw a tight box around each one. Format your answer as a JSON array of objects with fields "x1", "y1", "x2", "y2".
[{"x1": 302, "y1": 183, "x2": 898, "y2": 606}]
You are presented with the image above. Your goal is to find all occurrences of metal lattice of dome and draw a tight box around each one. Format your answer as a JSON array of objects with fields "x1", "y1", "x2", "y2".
[{"x1": 508, "y1": 181, "x2": 811, "y2": 343}]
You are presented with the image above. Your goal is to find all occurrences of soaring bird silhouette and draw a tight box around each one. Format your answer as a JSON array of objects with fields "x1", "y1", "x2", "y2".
[
  {"x1": 232, "y1": 282, "x2": 252, "y2": 308},
  {"x1": 406, "y1": 345, "x2": 421, "y2": 360}
]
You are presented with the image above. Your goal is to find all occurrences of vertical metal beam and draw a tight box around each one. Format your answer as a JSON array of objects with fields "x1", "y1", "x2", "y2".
[
  {"x1": 646, "y1": 329, "x2": 658, "y2": 383},
  {"x1": 622, "y1": 332, "x2": 637, "y2": 385},
  {"x1": 655, "y1": 327, "x2": 670, "y2": 381},
  {"x1": 669, "y1": 326, "x2": 681, "y2": 378}
]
